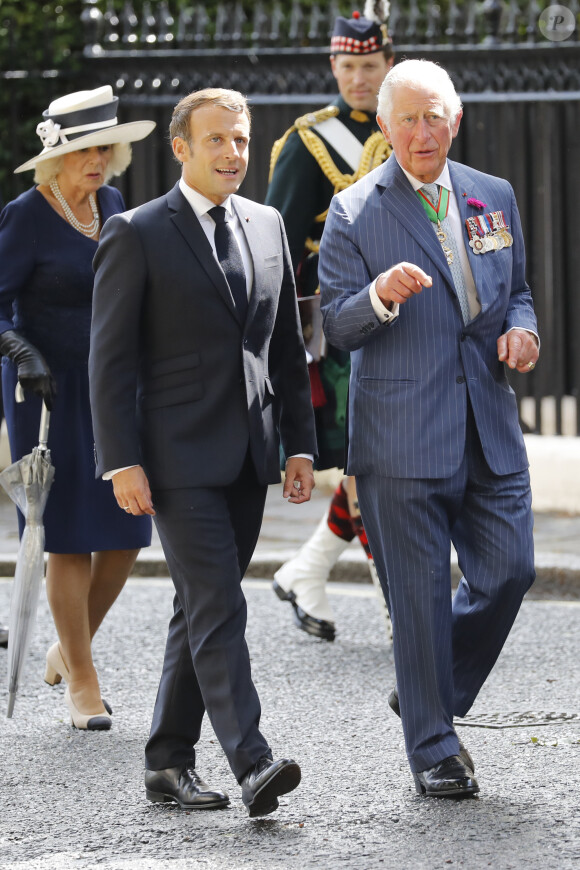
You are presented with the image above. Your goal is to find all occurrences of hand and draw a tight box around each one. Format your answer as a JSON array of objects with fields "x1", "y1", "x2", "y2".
[
  {"x1": 112, "y1": 466, "x2": 156, "y2": 516},
  {"x1": 497, "y1": 328, "x2": 539, "y2": 373},
  {"x1": 376, "y1": 262, "x2": 432, "y2": 309},
  {"x1": 283, "y1": 457, "x2": 315, "y2": 504},
  {"x1": 18, "y1": 370, "x2": 57, "y2": 411},
  {"x1": 0, "y1": 329, "x2": 56, "y2": 410}
]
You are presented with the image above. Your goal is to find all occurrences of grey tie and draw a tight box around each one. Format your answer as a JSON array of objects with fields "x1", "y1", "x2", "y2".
[{"x1": 421, "y1": 183, "x2": 471, "y2": 325}]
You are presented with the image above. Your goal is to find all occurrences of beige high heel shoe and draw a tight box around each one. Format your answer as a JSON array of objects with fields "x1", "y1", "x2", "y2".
[
  {"x1": 45, "y1": 642, "x2": 113, "y2": 715},
  {"x1": 44, "y1": 642, "x2": 69, "y2": 685},
  {"x1": 64, "y1": 687, "x2": 112, "y2": 731}
]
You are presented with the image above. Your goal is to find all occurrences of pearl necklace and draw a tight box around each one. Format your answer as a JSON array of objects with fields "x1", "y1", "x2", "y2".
[{"x1": 49, "y1": 178, "x2": 100, "y2": 238}]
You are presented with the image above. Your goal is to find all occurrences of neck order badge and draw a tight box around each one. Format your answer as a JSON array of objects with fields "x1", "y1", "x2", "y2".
[
  {"x1": 418, "y1": 183, "x2": 471, "y2": 325},
  {"x1": 417, "y1": 184, "x2": 453, "y2": 266}
]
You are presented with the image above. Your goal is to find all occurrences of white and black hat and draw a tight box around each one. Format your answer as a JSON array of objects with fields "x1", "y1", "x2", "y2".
[{"x1": 15, "y1": 85, "x2": 156, "y2": 173}]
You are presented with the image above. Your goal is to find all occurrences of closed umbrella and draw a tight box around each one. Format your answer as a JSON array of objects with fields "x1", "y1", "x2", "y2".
[{"x1": 0, "y1": 399, "x2": 54, "y2": 717}]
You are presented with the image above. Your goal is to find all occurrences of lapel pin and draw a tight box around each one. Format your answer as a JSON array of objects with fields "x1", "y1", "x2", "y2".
[{"x1": 245, "y1": 216, "x2": 250, "y2": 222}]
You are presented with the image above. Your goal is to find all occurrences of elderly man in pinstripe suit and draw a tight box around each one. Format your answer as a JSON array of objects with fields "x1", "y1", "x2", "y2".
[{"x1": 319, "y1": 59, "x2": 539, "y2": 798}]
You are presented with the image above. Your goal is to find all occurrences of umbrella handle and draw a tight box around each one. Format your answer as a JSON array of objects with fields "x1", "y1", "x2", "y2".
[
  {"x1": 15, "y1": 385, "x2": 51, "y2": 448},
  {"x1": 38, "y1": 402, "x2": 50, "y2": 449}
]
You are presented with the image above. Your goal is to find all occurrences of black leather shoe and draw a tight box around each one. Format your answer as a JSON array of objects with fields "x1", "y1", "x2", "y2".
[
  {"x1": 388, "y1": 687, "x2": 475, "y2": 773},
  {"x1": 145, "y1": 762, "x2": 230, "y2": 810},
  {"x1": 413, "y1": 755, "x2": 479, "y2": 797},
  {"x1": 0, "y1": 625, "x2": 8, "y2": 649},
  {"x1": 241, "y1": 756, "x2": 301, "y2": 818},
  {"x1": 273, "y1": 580, "x2": 336, "y2": 641}
]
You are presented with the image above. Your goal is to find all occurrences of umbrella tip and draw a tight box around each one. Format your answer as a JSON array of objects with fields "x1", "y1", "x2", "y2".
[{"x1": 6, "y1": 694, "x2": 15, "y2": 718}]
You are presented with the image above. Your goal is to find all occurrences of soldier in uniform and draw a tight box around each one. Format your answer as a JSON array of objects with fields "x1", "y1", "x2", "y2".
[{"x1": 266, "y1": 3, "x2": 393, "y2": 642}]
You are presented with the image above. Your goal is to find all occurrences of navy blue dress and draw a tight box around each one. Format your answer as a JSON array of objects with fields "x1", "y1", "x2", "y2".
[{"x1": 0, "y1": 186, "x2": 152, "y2": 553}]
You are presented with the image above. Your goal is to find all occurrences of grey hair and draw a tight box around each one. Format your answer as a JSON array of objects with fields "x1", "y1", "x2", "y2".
[
  {"x1": 33, "y1": 142, "x2": 132, "y2": 185},
  {"x1": 377, "y1": 59, "x2": 462, "y2": 126}
]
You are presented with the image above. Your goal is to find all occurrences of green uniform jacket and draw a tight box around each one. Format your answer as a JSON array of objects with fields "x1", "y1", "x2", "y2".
[{"x1": 265, "y1": 96, "x2": 389, "y2": 469}]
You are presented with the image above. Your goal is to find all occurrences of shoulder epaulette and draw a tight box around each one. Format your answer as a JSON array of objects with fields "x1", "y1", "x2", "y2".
[
  {"x1": 268, "y1": 106, "x2": 340, "y2": 182},
  {"x1": 294, "y1": 105, "x2": 340, "y2": 130}
]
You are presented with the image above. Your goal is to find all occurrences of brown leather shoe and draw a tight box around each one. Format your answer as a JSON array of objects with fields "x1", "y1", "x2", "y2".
[{"x1": 145, "y1": 762, "x2": 229, "y2": 809}]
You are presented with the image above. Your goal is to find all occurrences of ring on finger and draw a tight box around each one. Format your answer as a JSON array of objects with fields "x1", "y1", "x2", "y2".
[{"x1": 527, "y1": 361, "x2": 536, "y2": 370}]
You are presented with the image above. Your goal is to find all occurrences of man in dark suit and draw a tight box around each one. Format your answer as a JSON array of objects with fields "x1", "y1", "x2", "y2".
[
  {"x1": 89, "y1": 88, "x2": 317, "y2": 817},
  {"x1": 320, "y1": 60, "x2": 539, "y2": 798}
]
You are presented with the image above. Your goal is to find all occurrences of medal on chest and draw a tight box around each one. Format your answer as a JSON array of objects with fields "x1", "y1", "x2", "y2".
[{"x1": 465, "y1": 210, "x2": 513, "y2": 255}]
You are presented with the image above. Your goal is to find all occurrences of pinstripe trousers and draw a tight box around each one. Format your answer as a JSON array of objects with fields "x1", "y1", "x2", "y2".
[{"x1": 356, "y1": 404, "x2": 535, "y2": 773}]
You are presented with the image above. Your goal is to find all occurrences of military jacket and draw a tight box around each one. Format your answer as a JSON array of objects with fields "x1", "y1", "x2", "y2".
[{"x1": 265, "y1": 96, "x2": 391, "y2": 294}]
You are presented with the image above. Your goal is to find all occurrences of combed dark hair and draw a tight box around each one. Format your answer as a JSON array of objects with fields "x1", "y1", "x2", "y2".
[{"x1": 169, "y1": 88, "x2": 251, "y2": 147}]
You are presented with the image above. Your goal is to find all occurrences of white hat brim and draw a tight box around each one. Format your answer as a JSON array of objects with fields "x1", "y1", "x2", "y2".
[{"x1": 14, "y1": 120, "x2": 156, "y2": 173}]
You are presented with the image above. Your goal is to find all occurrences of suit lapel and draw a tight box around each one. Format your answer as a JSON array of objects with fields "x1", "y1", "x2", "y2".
[
  {"x1": 167, "y1": 183, "x2": 242, "y2": 325},
  {"x1": 377, "y1": 158, "x2": 452, "y2": 285},
  {"x1": 231, "y1": 197, "x2": 262, "y2": 327}
]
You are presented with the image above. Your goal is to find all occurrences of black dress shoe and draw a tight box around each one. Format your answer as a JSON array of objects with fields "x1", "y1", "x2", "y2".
[
  {"x1": 273, "y1": 580, "x2": 336, "y2": 641},
  {"x1": 413, "y1": 755, "x2": 479, "y2": 797},
  {"x1": 388, "y1": 687, "x2": 475, "y2": 774},
  {"x1": 0, "y1": 625, "x2": 8, "y2": 649},
  {"x1": 241, "y1": 756, "x2": 301, "y2": 818},
  {"x1": 145, "y1": 762, "x2": 230, "y2": 810}
]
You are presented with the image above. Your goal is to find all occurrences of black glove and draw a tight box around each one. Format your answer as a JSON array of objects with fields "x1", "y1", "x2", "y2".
[{"x1": 0, "y1": 329, "x2": 56, "y2": 411}]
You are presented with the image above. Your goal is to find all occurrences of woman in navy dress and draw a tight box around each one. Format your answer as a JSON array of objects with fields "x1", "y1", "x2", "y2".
[{"x1": 0, "y1": 86, "x2": 155, "y2": 730}]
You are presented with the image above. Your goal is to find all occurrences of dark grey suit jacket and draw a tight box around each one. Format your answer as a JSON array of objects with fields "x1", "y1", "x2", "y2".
[{"x1": 89, "y1": 182, "x2": 316, "y2": 490}]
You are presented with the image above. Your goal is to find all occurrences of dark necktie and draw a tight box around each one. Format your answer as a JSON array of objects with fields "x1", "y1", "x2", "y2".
[{"x1": 208, "y1": 205, "x2": 248, "y2": 319}]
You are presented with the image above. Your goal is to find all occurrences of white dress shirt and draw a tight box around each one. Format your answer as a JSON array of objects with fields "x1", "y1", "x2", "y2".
[{"x1": 177, "y1": 178, "x2": 254, "y2": 299}]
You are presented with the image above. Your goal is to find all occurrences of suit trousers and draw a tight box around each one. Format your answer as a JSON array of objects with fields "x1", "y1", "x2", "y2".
[
  {"x1": 356, "y1": 406, "x2": 535, "y2": 774},
  {"x1": 144, "y1": 453, "x2": 271, "y2": 782}
]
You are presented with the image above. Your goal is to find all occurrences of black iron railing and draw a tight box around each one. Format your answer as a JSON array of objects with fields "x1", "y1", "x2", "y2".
[{"x1": 78, "y1": 0, "x2": 578, "y2": 53}]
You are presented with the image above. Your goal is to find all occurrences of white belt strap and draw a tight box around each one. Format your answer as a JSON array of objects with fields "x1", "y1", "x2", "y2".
[{"x1": 313, "y1": 117, "x2": 364, "y2": 173}]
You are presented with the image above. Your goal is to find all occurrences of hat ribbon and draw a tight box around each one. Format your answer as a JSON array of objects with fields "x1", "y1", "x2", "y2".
[{"x1": 36, "y1": 117, "x2": 118, "y2": 149}]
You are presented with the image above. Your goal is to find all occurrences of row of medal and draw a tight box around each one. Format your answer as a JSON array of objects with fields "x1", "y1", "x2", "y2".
[{"x1": 465, "y1": 210, "x2": 513, "y2": 254}]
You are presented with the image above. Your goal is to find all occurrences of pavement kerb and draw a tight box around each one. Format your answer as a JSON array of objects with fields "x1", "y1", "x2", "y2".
[
  {"x1": 0, "y1": 545, "x2": 577, "y2": 599},
  {"x1": 0, "y1": 434, "x2": 578, "y2": 596}
]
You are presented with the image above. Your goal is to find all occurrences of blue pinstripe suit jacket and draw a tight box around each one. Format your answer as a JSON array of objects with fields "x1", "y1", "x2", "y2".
[{"x1": 319, "y1": 155, "x2": 537, "y2": 479}]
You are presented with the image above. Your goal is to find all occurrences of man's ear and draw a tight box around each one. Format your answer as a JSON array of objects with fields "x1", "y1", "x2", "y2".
[
  {"x1": 452, "y1": 110, "x2": 463, "y2": 139},
  {"x1": 377, "y1": 115, "x2": 391, "y2": 143},
  {"x1": 172, "y1": 136, "x2": 189, "y2": 164},
  {"x1": 329, "y1": 55, "x2": 338, "y2": 82}
]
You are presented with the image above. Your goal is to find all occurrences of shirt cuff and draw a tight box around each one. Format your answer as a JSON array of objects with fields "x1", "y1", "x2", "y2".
[
  {"x1": 369, "y1": 279, "x2": 399, "y2": 323},
  {"x1": 103, "y1": 465, "x2": 138, "y2": 481},
  {"x1": 288, "y1": 454, "x2": 314, "y2": 463}
]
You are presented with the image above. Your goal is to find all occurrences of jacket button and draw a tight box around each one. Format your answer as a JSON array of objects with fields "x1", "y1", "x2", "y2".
[
  {"x1": 457, "y1": 375, "x2": 465, "y2": 384},
  {"x1": 461, "y1": 333, "x2": 466, "y2": 342}
]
